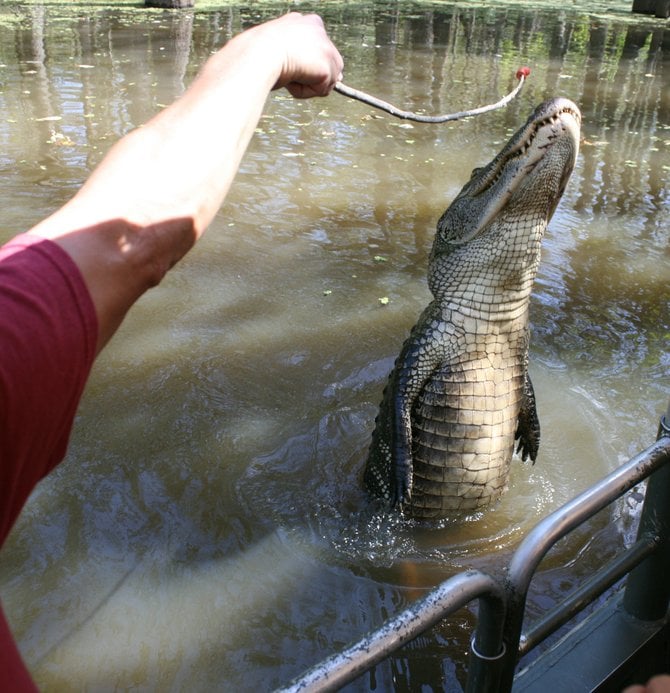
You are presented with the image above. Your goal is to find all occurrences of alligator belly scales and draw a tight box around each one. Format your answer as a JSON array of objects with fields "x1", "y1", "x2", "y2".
[
  {"x1": 364, "y1": 97, "x2": 581, "y2": 519},
  {"x1": 411, "y1": 338, "x2": 526, "y2": 513}
]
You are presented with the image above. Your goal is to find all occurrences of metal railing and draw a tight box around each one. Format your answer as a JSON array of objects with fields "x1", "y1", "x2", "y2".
[{"x1": 280, "y1": 400, "x2": 670, "y2": 692}]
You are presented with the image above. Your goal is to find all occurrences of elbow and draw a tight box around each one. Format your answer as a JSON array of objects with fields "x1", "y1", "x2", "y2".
[{"x1": 126, "y1": 216, "x2": 198, "y2": 290}]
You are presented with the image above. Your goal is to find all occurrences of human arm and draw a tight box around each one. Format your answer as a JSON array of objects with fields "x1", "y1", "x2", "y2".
[{"x1": 26, "y1": 13, "x2": 343, "y2": 352}]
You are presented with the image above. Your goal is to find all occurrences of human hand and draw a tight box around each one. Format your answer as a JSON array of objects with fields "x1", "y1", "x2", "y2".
[
  {"x1": 253, "y1": 13, "x2": 344, "y2": 98},
  {"x1": 623, "y1": 674, "x2": 670, "y2": 693}
]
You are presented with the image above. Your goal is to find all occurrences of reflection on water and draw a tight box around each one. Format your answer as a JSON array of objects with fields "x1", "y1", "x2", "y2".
[{"x1": 0, "y1": 1, "x2": 668, "y2": 690}]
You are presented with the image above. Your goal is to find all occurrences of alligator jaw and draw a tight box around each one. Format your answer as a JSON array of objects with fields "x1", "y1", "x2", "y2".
[{"x1": 435, "y1": 98, "x2": 581, "y2": 248}]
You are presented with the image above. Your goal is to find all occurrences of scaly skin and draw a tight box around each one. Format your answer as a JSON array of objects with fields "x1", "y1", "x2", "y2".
[{"x1": 364, "y1": 97, "x2": 581, "y2": 519}]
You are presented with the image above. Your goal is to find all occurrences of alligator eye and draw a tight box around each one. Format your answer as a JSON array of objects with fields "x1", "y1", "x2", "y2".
[{"x1": 470, "y1": 167, "x2": 483, "y2": 179}]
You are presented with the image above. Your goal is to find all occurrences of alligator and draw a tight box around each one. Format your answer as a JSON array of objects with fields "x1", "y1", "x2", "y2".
[{"x1": 364, "y1": 97, "x2": 581, "y2": 519}]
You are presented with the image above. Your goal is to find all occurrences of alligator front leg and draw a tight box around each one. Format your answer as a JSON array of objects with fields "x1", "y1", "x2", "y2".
[
  {"x1": 391, "y1": 392, "x2": 414, "y2": 506},
  {"x1": 515, "y1": 368, "x2": 540, "y2": 463},
  {"x1": 365, "y1": 301, "x2": 455, "y2": 508}
]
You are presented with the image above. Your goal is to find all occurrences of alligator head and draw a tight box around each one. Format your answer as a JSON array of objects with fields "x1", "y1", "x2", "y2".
[
  {"x1": 429, "y1": 98, "x2": 581, "y2": 313},
  {"x1": 433, "y1": 97, "x2": 580, "y2": 249}
]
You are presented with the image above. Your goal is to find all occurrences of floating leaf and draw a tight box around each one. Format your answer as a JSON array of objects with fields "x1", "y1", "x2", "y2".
[{"x1": 47, "y1": 132, "x2": 74, "y2": 146}]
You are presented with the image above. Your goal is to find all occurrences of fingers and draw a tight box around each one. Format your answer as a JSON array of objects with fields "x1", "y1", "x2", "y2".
[
  {"x1": 283, "y1": 75, "x2": 341, "y2": 100},
  {"x1": 623, "y1": 675, "x2": 670, "y2": 693}
]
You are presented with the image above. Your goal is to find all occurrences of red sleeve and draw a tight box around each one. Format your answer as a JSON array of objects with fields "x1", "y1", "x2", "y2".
[
  {"x1": 0, "y1": 233, "x2": 98, "y2": 689},
  {"x1": 0, "y1": 607, "x2": 37, "y2": 692},
  {"x1": 0, "y1": 234, "x2": 98, "y2": 544}
]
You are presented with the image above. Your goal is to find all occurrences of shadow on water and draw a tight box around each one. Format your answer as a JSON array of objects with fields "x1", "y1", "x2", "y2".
[{"x1": 0, "y1": 1, "x2": 668, "y2": 690}]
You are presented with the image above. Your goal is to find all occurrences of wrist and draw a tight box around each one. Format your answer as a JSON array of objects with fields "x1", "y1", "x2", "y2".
[{"x1": 214, "y1": 20, "x2": 286, "y2": 93}]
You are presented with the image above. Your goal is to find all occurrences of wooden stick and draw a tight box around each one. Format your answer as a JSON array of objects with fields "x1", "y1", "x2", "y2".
[{"x1": 334, "y1": 67, "x2": 530, "y2": 123}]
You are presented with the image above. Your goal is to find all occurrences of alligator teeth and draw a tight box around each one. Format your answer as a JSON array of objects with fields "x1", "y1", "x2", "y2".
[{"x1": 473, "y1": 106, "x2": 579, "y2": 196}]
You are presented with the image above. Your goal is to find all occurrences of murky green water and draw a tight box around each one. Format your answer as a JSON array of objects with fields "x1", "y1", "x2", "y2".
[{"x1": 0, "y1": 1, "x2": 668, "y2": 690}]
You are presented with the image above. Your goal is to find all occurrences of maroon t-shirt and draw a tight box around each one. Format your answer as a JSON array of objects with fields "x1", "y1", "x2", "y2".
[{"x1": 0, "y1": 233, "x2": 98, "y2": 689}]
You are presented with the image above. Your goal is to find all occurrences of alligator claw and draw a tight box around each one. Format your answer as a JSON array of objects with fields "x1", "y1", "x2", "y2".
[
  {"x1": 515, "y1": 419, "x2": 539, "y2": 463},
  {"x1": 515, "y1": 437, "x2": 532, "y2": 463},
  {"x1": 392, "y1": 449, "x2": 413, "y2": 509},
  {"x1": 391, "y1": 484, "x2": 412, "y2": 510}
]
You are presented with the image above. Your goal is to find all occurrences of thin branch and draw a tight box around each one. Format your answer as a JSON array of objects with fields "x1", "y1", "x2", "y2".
[{"x1": 334, "y1": 67, "x2": 530, "y2": 124}]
